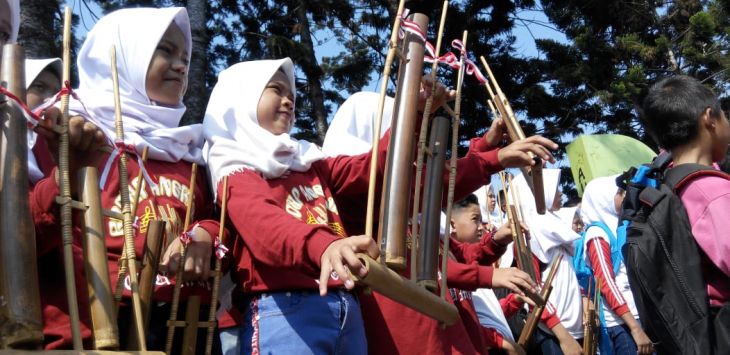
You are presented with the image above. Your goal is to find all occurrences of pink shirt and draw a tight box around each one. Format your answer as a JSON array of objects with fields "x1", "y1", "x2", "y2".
[{"x1": 678, "y1": 173, "x2": 730, "y2": 306}]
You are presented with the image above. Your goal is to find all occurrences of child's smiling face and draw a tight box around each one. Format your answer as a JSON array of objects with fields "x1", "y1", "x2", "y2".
[
  {"x1": 257, "y1": 69, "x2": 294, "y2": 135},
  {"x1": 146, "y1": 22, "x2": 189, "y2": 106}
]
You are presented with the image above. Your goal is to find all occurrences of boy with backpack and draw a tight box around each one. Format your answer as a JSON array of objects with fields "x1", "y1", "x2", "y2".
[{"x1": 622, "y1": 74, "x2": 730, "y2": 354}]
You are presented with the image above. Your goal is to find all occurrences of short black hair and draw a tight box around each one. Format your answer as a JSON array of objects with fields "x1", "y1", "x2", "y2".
[
  {"x1": 449, "y1": 194, "x2": 479, "y2": 214},
  {"x1": 641, "y1": 75, "x2": 722, "y2": 150}
]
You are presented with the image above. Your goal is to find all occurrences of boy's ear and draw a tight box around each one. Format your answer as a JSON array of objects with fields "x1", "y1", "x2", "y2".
[{"x1": 700, "y1": 107, "x2": 715, "y2": 130}]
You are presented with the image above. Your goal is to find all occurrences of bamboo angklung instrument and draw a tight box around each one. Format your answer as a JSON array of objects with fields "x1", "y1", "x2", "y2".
[
  {"x1": 165, "y1": 163, "x2": 198, "y2": 354},
  {"x1": 479, "y1": 56, "x2": 546, "y2": 215},
  {"x1": 410, "y1": 0, "x2": 448, "y2": 282},
  {"x1": 518, "y1": 254, "x2": 563, "y2": 347},
  {"x1": 582, "y1": 278, "x2": 598, "y2": 355},
  {"x1": 110, "y1": 45, "x2": 147, "y2": 350},
  {"x1": 54, "y1": 7, "x2": 84, "y2": 349},
  {"x1": 499, "y1": 172, "x2": 533, "y2": 279},
  {"x1": 416, "y1": 115, "x2": 449, "y2": 290},
  {"x1": 356, "y1": 0, "x2": 457, "y2": 325},
  {"x1": 205, "y1": 176, "x2": 229, "y2": 355},
  {"x1": 0, "y1": 43, "x2": 44, "y2": 348},
  {"x1": 500, "y1": 172, "x2": 544, "y2": 306},
  {"x1": 78, "y1": 167, "x2": 120, "y2": 350},
  {"x1": 377, "y1": 0, "x2": 436, "y2": 270},
  {"x1": 439, "y1": 30, "x2": 468, "y2": 298}
]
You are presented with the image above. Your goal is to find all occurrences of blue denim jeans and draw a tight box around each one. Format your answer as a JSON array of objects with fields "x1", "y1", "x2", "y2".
[
  {"x1": 606, "y1": 324, "x2": 638, "y2": 354},
  {"x1": 220, "y1": 290, "x2": 367, "y2": 355}
]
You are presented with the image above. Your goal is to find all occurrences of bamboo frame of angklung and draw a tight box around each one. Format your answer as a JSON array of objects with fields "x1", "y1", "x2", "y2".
[
  {"x1": 110, "y1": 45, "x2": 147, "y2": 350},
  {"x1": 410, "y1": 0, "x2": 449, "y2": 286},
  {"x1": 364, "y1": 0, "x2": 406, "y2": 244},
  {"x1": 479, "y1": 55, "x2": 546, "y2": 215},
  {"x1": 438, "y1": 30, "x2": 469, "y2": 299},
  {"x1": 114, "y1": 146, "x2": 149, "y2": 306},
  {"x1": 54, "y1": 6, "x2": 84, "y2": 349},
  {"x1": 165, "y1": 162, "x2": 198, "y2": 354},
  {"x1": 356, "y1": 0, "x2": 457, "y2": 326},
  {"x1": 205, "y1": 175, "x2": 230, "y2": 355}
]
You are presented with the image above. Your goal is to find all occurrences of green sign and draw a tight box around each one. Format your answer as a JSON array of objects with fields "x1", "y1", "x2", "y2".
[{"x1": 567, "y1": 134, "x2": 656, "y2": 196}]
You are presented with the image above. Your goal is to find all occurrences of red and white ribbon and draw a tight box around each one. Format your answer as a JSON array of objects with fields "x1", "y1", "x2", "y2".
[
  {"x1": 0, "y1": 85, "x2": 42, "y2": 128},
  {"x1": 398, "y1": 9, "x2": 427, "y2": 43},
  {"x1": 449, "y1": 39, "x2": 488, "y2": 84},
  {"x1": 179, "y1": 229, "x2": 195, "y2": 246},
  {"x1": 214, "y1": 237, "x2": 229, "y2": 260},
  {"x1": 98, "y1": 140, "x2": 158, "y2": 192}
]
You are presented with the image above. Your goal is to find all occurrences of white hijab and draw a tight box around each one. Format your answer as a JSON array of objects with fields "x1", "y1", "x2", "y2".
[
  {"x1": 321, "y1": 91, "x2": 393, "y2": 157},
  {"x1": 26, "y1": 58, "x2": 62, "y2": 183},
  {"x1": 204, "y1": 58, "x2": 325, "y2": 185},
  {"x1": 69, "y1": 7, "x2": 204, "y2": 165},
  {"x1": 580, "y1": 175, "x2": 620, "y2": 230},
  {"x1": 513, "y1": 169, "x2": 581, "y2": 263},
  {"x1": 5, "y1": 0, "x2": 19, "y2": 43}
]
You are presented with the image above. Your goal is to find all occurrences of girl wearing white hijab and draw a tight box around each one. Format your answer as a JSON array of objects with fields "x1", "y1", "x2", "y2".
[
  {"x1": 321, "y1": 91, "x2": 393, "y2": 156},
  {"x1": 580, "y1": 175, "x2": 653, "y2": 354},
  {"x1": 30, "y1": 8, "x2": 220, "y2": 350},
  {"x1": 204, "y1": 58, "x2": 384, "y2": 355},
  {"x1": 511, "y1": 169, "x2": 584, "y2": 355},
  {"x1": 475, "y1": 183, "x2": 507, "y2": 230},
  {"x1": 25, "y1": 58, "x2": 62, "y2": 183}
]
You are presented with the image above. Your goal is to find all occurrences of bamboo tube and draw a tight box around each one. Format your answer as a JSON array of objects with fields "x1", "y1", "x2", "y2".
[
  {"x1": 416, "y1": 116, "x2": 449, "y2": 290},
  {"x1": 205, "y1": 176, "x2": 229, "y2": 355},
  {"x1": 439, "y1": 30, "x2": 468, "y2": 298},
  {"x1": 110, "y1": 45, "x2": 147, "y2": 350},
  {"x1": 410, "y1": 0, "x2": 449, "y2": 281},
  {"x1": 79, "y1": 167, "x2": 119, "y2": 350},
  {"x1": 55, "y1": 7, "x2": 84, "y2": 349},
  {"x1": 365, "y1": 0, "x2": 406, "y2": 251},
  {"x1": 353, "y1": 254, "x2": 458, "y2": 325},
  {"x1": 0, "y1": 43, "x2": 44, "y2": 348},
  {"x1": 165, "y1": 163, "x2": 198, "y2": 354},
  {"x1": 127, "y1": 219, "x2": 165, "y2": 350},
  {"x1": 181, "y1": 296, "x2": 201, "y2": 355}
]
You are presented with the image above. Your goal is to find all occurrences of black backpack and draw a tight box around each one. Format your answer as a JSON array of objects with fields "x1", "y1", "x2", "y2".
[{"x1": 618, "y1": 152, "x2": 730, "y2": 355}]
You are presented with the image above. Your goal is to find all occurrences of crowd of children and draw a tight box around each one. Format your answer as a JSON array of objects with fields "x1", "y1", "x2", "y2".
[{"x1": 1, "y1": 0, "x2": 729, "y2": 354}]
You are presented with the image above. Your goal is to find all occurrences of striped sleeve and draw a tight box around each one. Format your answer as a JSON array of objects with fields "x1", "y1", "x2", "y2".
[{"x1": 587, "y1": 238, "x2": 630, "y2": 316}]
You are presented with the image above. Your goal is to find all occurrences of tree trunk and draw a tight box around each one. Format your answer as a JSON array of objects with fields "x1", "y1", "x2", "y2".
[
  {"x1": 18, "y1": 0, "x2": 61, "y2": 58},
  {"x1": 295, "y1": 2, "x2": 328, "y2": 144},
  {"x1": 180, "y1": 0, "x2": 209, "y2": 126}
]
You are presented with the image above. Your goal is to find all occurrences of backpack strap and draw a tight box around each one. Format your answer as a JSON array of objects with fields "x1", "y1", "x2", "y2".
[{"x1": 664, "y1": 164, "x2": 730, "y2": 192}]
